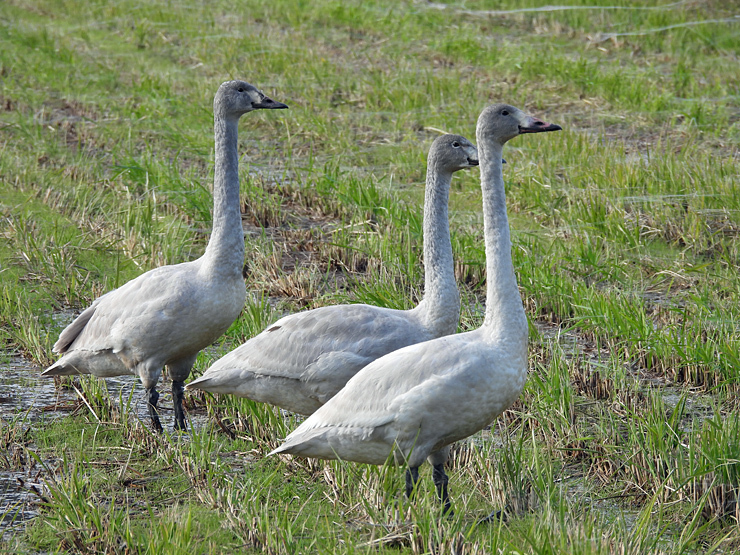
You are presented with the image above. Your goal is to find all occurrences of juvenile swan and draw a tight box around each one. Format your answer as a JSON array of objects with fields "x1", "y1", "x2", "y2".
[
  {"x1": 186, "y1": 134, "x2": 479, "y2": 414},
  {"x1": 270, "y1": 105, "x2": 561, "y2": 515},
  {"x1": 43, "y1": 80, "x2": 288, "y2": 432}
]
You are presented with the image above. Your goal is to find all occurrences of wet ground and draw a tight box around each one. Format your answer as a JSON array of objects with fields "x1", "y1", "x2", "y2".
[
  {"x1": 0, "y1": 470, "x2": 45, "y2": 546},
  {"x1": 0, "y1": 326, "x2": 706, "y2": 548},
  {"x1": 0, "y1": 357, "x2": 65, "y2": 545},
  {"x1": 0, "y1": 356, "x2": 208, "y2": 547},
  {"x1": 0, "y1": 357, "x2": 77, "y2": 423}
]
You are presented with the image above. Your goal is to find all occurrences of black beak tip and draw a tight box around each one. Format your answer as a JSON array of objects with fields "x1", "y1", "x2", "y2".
[
  {"x1": 519, "y1": 122, "x2": 562, "y2": 134},
  {"x1": 259, "y1": 98, "x2": 289, "y2": 110}
]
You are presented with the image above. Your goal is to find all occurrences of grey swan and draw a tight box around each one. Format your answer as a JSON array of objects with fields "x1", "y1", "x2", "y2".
[{"x1": 43, "y1": 80, "x2": 288, "y2": 432}]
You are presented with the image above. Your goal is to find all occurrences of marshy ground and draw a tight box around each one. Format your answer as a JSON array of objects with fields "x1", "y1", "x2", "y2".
[{"x1": 1, "y1": 0, "x2": 740, "y2": 553}]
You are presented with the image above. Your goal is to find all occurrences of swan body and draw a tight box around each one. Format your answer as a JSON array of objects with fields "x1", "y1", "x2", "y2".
[
  {"x1": 271, "y1": 104, "x2": 561, "y2": 513},
  {"x1": 186, "y1": 134, "x2": 479, "y2": 414},
  {"x1": 43, "y1": 80, "x2": 288, "y2": 432}
]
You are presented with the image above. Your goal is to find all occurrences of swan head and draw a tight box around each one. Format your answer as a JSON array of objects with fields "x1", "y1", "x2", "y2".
[
  {"x1": 477, "y1": 104, "x2": 561, "y2": 145},
  {"x1": 215, "y1": 80, "x2": 288, "y2": 117},
  {"x1": 430, "y1": 134, "x2": 479, "y2": 173}
]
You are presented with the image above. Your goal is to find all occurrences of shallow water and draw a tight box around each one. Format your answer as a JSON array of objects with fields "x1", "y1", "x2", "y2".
[
  {"x1": 0, "y1": 355, "x2": 204, "y2": 427},
  {"x1": 0, "y1": 471, "x2": 44, "y2": 544},
  {"x1": 0, "y1": 357, "x2": 78, "y2": 423},
  {"x1": 0, "y1": 356, "x2": 208, "y2": 546},
  {"x1": 0, "y1": 358, "x2": 63, "y2": 545},
  {"x1": 0, "y1": 356, "x2": 159, "y2": 426}
]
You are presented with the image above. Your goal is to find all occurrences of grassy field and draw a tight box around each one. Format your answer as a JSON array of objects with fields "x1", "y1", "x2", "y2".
[{"x1": 1, "y1": 0, "x2": 740, "y2": 552}]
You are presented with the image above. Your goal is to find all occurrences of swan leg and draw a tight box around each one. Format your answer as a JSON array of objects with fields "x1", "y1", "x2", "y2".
[
  {"x1": 147, "y1": 387, "x2": 163, "y2": 433},
  {"x1": 172, "y1": 380, "x2": 187, "y2": 432},
  {"x1": 405, "y1": 466, "x2": 420, "y2": 499},
  {"x1": 479, "y1": 509, "x2": 507, "y2": 523},
  {"x1": 432, "y1": 463, "x2": 453, "y2": 516}
]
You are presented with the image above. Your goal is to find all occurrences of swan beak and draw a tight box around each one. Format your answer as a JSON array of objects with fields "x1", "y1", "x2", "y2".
[
  {"x1": 518, "y1": 115, "x2": 561, "y2": 134},
  {"x1": 255, "y1": 96, "x2": 289, "y2": 110}
]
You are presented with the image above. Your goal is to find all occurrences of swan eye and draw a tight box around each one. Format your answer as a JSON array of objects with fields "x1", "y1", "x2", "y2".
[
  {"x1": 237, "y1": 87, "x2": 245, "y2": 92},
  {"x1": 501, "y1": 109, "x2": 509, "y2": 116},
  {"x1": 452, "y1": 141, "x2": 461, "y2": 148}
]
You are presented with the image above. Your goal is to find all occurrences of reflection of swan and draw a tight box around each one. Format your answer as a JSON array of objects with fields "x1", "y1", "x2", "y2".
[
  {"x1": 271, "y1": 105, "x2": 561, "y2": 514},
  {"x1": 42, "y1": 81, "x2": 288, "y2": 432},
  {"x1": 186, "y1": 134, "x2": 479, "y2": 415}
]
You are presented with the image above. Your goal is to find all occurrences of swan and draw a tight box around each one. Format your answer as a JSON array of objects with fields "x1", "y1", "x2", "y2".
[
  {"x1": 269, "y1": 104, "x2": 561, "y2": 515},
  {"x1": 186, "y1": 134, "x2": 479, "y2": 414},
  {"x1": 42, "y1": 80, "x2": 288, "y2": 432}
]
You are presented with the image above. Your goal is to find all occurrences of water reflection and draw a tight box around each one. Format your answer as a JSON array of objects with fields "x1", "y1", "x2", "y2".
[{"x1": 0, "y1": 357, "x2": 206, "y2": 546}]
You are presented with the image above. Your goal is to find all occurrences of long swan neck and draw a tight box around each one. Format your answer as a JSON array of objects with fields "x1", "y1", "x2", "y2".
[
  {"x1": 417, "y1": 155, "x2": 460, "y2": 335},
  {"x1": 202, "y1": 113, "x2": 245, "y2": 277},
  {"x1": 478, "y1": 139, "x2": 526, "y2": 332}
]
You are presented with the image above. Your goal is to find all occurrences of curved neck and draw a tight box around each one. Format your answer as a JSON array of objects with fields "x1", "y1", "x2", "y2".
[
  {"x1": 478, "y1": 140, "x2": 526, "y2": 332},
  {"x1": 202, "y1": 114, "x2": 245, "y2": 277},
  {"x1": 417, "y1": 153, "x2": 460, "y2": 335}
]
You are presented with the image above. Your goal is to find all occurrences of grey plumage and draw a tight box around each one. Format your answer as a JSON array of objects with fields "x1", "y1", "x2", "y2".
[
  {"x1": 42, "y1": 80, "x2": 288, "y2": 432},
  {"x1": 186, "y1": 134, "x2": 479, "y2": 414},
  {"x1": 270, "y1": 105, "x2": 561, "y2": 515}
]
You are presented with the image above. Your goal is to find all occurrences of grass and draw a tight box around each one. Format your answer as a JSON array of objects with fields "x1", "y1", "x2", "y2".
[{"x1": 1, "y1": 0, "x2": 740, "y2": 552}]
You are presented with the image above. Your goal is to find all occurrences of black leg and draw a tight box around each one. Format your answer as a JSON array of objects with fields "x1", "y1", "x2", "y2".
[
  {"x1": 479, "y1": 509, "x2": 507, "y2": 523},
  {"x1": 405, "y1": 467, "x2": 420, "y2": 499},
  {"x1": 432, "y1": 463, "x2": 453, "y2": 516},
  {"x1": 172, "y1": 380, "x2": 187, "y2": 432},
  {"x1": 147, "y1": 387, "x2": 163, "y2": 433}
]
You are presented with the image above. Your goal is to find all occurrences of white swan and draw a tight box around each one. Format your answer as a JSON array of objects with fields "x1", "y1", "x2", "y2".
[
  {"x1": 186, "y1": 134, "x2": 479, "y2": 414},
  {"x1": 270, "y1": 104, "x2": 561, "y2": 515},
  {"x1": 42, "y1": 80, "x2": 288, "y2": 432}
]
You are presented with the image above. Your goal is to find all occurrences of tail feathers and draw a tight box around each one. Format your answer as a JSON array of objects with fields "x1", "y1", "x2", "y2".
[
  {"x1": 185, "y1": 376, "x2": 211, "y2": 390},
  {"x1": 53, "y1": 304, "x2": 97, "y2": 354},
  {"x1": 269, "y1": 427, "x2": 330, "y2": 457},
  {"x1": 269, "y1": 425, "x2": 396, "y2": 465},
  {"x1": 184, "y1": 368, "x2": 249, "y2": 392},
  {"x1": 42, "y1": 359, "x2": 81, "y2": 377},
  {"x1": 42, "y1": 350, "x2": 125, "y2": 377}
]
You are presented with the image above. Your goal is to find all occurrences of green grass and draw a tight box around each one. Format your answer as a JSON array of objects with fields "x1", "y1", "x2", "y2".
[{"x1": 2, "y1": 0, "x2": 740, "y2": 552}]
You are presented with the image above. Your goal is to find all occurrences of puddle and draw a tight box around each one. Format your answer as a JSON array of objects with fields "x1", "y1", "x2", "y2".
[
  {"x1": 0, "y1": 355, "x2": 211, "y2": 429},
  {"x1": 0, "y1": 357, "x2": 166, "y2": 426},
  {"x1": 0, "y1": 471, "x2": 44, "y2": 544},
  {"x1": 0, "y1": 355, "x2": 211, "y2": 546},
  {"x1": 0, "y1": 357, "x2": 77, "y2": 423}
]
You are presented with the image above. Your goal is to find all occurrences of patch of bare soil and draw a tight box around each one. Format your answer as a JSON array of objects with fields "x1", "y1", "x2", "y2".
[
  {"x1": 240, "y1": 178, "x2": 377, "y2": 306},
  {"x1": 26, "y1": 97, "x2": 117, "y2": 180}
]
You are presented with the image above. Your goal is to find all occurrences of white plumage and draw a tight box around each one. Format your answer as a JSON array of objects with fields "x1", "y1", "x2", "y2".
[
  {"x1": 270, "y1": 104, "x2": 561, "y2": 514},
  {"x1": 42, "y1": 80, "x2": 288, "y2": 432},
  {"x1": 186, "y1": 134, "x2": 479, "y2": 414}
]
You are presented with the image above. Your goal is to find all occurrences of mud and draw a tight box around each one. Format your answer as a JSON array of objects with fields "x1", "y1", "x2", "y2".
[{"x1": 0, "y1": 355, "x2": 208, "y2": 546}]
